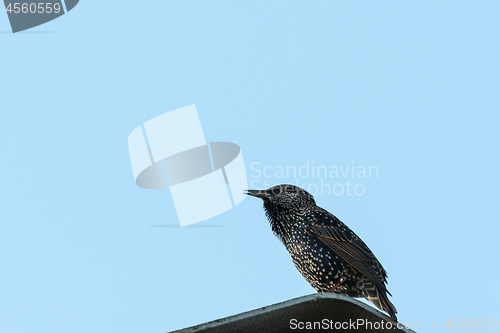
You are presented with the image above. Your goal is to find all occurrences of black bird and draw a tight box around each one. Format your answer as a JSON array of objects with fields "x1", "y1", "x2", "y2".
[{"x1": 245, "y1": 184, "x2": 397, "y2": 320}]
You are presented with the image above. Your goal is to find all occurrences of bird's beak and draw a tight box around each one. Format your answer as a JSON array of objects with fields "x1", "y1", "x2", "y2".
[{"x1": 244, "y1": 189, "x2": 270, "y2": 199}]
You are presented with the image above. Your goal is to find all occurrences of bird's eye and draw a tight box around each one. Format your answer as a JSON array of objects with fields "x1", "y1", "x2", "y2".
[{"x1": 273, "y1": 187, "x2": 282, "y2": 195}]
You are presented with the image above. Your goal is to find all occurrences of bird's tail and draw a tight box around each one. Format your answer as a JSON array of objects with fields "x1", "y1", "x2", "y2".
[{"x1": 361, "y1": 277, "x2": 398, "y2": 321}]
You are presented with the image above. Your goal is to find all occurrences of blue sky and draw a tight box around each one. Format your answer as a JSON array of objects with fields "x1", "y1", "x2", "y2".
[{"x1": 1, "y1": 1, "x2": 499, "y2": 332}]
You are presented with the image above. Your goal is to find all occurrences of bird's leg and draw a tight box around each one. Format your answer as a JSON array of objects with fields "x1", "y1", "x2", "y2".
[{"x1": 326, "y1": 280, "x2": 343, "y2": 293}]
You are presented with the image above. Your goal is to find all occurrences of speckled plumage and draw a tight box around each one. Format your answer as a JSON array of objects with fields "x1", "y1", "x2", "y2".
[{"x1": 245, "y1": 184, "x2": 397, "y2": 320}]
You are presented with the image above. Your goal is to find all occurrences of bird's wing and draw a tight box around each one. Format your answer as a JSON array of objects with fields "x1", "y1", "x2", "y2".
[{"x1": 306, "y1": 209, "x2": 389, "y2": 293}]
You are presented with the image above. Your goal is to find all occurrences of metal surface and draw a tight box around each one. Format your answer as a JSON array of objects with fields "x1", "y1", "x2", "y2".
[{"x1": 172, "y1": 293, "x2": 416, "y2": 333}]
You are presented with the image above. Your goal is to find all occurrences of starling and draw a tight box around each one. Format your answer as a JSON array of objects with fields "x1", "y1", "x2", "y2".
[{"x1": 245, "y1": 184, "x2": 398, "y2": 320}]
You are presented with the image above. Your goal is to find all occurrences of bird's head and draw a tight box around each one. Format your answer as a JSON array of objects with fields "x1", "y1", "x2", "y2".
[
  {"x1": 245, "y1": 184, "x2": 316, "y2": 212},
  {"x1": 245, "y1": 184, "x2": 316, "y2": 241}
]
